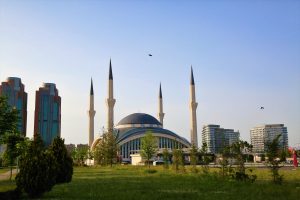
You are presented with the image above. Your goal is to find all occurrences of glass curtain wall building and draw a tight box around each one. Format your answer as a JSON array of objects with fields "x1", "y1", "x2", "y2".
[
  {"x1": 34, "y1": 83, "x2": 61, "y2": 146},
  {"x1": 0, "y1": 77, "x2": 28, "y2": 136},
  {"x1": 202, "y1": 124, "x2": 240, "y2": 154}
]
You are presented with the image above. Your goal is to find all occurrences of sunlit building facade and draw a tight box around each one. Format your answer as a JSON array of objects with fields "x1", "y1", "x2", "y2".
[
  {"x1": 34, "y1": 83, "x2": 61, "y2": 146},
  {"x1": 115, "y1": 113, "x2": 191, "y2": 160},
  {"x1": 250, "y1": 124, "x2": 288, "y2": 153},
  {"x1": 202, "y1": 124, "x2": 240, "y2": 154}
]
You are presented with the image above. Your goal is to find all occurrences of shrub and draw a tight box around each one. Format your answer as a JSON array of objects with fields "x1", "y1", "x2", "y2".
[
  {"x1": 172, "y1": 148, "x2": 184, "y2": 173},
  {"x1": 232, "y1": 170, "x2": 257, "y2": 183},
  {"x1": 266, "y1": 134, "x2": 284, "y2": 185},
  {"x1": 49, "y1": 137, "x2": 73, "y2": 183},
  {"x1": 15, "y1": 135, "x2": 57, "y2": 198},
  {"x1": 162, "y1": 148, "x2": 170, "y2": 169},
  {"x1": 190, "y1": 145, "x2": 198, "y2": 173}
]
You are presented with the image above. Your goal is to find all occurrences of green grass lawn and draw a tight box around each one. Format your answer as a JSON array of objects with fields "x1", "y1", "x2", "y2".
[{"x1": 1, "y1": 166, "x2": 300, "y2": 199}]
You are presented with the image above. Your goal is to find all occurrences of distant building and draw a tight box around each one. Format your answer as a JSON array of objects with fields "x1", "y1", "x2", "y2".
[
  {"x1": 250, "y1": 124, "x2": 288, "y2": 153},
  {"x1": 0, "y1": 77, "x2": 28, "y2": 136},
  {"x1": 65, "y1": 144, "x2": 76, "y2": 153},
  {"x1": 77, "y1": 144, "x2": 89, "y2": 150},
  {"x1": 34, "y1": 83, "x2": 61, "y2": 146},
  {"x1": 225, "y1": 129, "x2": 240, "y2": 146},
  {"x1": 202, "y1": 124, "x2": 240, "y2": 154}
]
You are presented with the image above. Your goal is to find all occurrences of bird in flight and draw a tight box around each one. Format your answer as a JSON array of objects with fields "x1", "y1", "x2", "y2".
[
  {"x1": 148, "y1": 54, "x2": 152, "y2": 57},
  {"x1": 260, "y1": 107, "x2": 264, "y2": 110}
]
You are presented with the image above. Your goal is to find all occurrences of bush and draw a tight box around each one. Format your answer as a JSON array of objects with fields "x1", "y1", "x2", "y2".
[
  {"x1": 49, "y1": 137, "x2": 73, "y2": 183},
  {"x1": 232, "y1": 171, "x2": 257, "y2": 183},
  {"x1": 15, "y1": 135, "x2": 57, "y2": 198},
  {"x1": 144, "y1": 169, "x2": 157, "y2": 174},
  {"x1": 0, "y1": 188, "x2": 21, "y2": 200},
  {"x1": 172, "y1": 148, "x2": 185, "y2": 173}
]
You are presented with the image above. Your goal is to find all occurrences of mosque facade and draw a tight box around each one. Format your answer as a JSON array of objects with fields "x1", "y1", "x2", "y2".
[{"x1": 89, "y1": 60, "x2": 198, "y2": 162}]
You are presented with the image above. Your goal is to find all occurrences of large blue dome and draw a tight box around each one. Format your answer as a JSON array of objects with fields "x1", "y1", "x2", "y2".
[{"x1": 117, "y1": 113, "x2": 162, "y2": 126}]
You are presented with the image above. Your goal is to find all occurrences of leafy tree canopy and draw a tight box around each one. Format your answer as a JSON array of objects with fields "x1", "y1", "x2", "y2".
[
  {"x1": 0, "y1": 96, "x2": 19, "y2": 138},
  {"x1": 141, "y1": 132, "x2": 157, "y2": 168}
]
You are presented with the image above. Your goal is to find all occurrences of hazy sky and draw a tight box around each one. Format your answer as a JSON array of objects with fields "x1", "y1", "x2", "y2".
[{"x1": 1, "y1": 0, "x2": 299, "y2": 147}]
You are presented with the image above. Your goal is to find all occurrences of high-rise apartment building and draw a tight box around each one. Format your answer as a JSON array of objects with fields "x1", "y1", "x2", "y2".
[
  {"x1": 0, "y1": 77, "x2": 27, "y2": 136},
  {"x1": 250, "y1": 124, "x2": 288, "y2": 153},
  {"x1": 34, "y1": 83, "x2": 61, "y2": 146},
  {"x1": 202, "y1": 124, "x2": 240, "y2": 153}
]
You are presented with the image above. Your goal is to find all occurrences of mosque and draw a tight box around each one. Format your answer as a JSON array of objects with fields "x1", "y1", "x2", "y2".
[{"x1": 89, "y1": 60, "x2": 198, "y2": 162}]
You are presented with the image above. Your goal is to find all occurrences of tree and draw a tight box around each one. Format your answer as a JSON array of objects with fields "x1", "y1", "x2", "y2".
[
  {"x1": 162, "y1": 148, "x2": 170, "y2": 169},
  {"x1": 0, "y1": 96, "x2": 22, "y2": 180},
  {"x1": 266, "y1": 134, "x2": 284, "y2": 184},
  {"x1": 141, "y1": 132, "x2": 157, "y2": 168},
  {"x1": 218, "y1": 146, "x2": 231, "y2": 178},
  {"x1": 0, "y1": 96, "x2": 19, "y2": 137},
  {"x1": 172, "y1": 148, "x2": 184, "y2": 173},
  {"x1": 94, "y1": 142, "x2": 105, "y2": 165},
  {"x1": 200, "y1": 143, "x2": 210, "y2": 174},
  {"x1": 190, "y1": 145, "x2": 198, "y2": 173},
  {"x1": 103, "y1": 130, "x2": 118, "y2": 167},
  {"x1": 230, "y1": 140, "x2": 256, "y2": 182},
  {"x1": 75, "y1": 145, "x2": 89, "y2": 166},
  {"x1": 49, "y1": 137, "x2": 73, "y2": 183},
  {"x1": 230, "y1": 140, "x2": 252, "y2": 174},
  {"x1": 2, "y1": 133, "x2": 24, "y2": 180},
  {"x1": 16, "y1": 135, "x2": 57, "y2": 198},
  {"x1": 93, "y1": 130, "x2": 118, "y2": 166}
]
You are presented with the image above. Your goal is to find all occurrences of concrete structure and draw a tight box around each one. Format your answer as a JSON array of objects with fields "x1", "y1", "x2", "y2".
[
  {"x1": 250, "y1": 124, "x2": 288, "y2": 153},
  {"x1": 106, "y1": 59, "x2": 116, "y2": 132},
  {"x1": 91, "y1": 60, "x2": 193, "y2": 162},
  {"x1": 88, "y1": 78, "x2": 96, "y2": 147},
  {"x1": 190, "y1": 67, "x2": 198, "y2": 148},
  {"x1": 0, "y1": 77, "x2": 27, "y2": 136},
  {"x1": 202, "y1": 124, "x2": 240, "y2": 153},
  {"x1": 158, "y1": 83, "x2": 165, "y2": 127},
  {"x1": 34, "y1": 83, "x2": 61, "y2": 146},
  {"x1": 130, "y1": 154, "x2": 144, "y2": 166}
]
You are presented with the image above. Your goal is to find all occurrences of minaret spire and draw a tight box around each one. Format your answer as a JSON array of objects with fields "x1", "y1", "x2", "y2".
[
  {"x1": 189, "y1": 66, "x2": 198, "y2": 148},
  {"x1": 90, "y1": 78, "x2": 94, "y2": 95},
  {"x1": 190, "y1": 66, "x2": 195, "y2": 85},
  {"x1": 109, "y1": 59, "x2": 113, "y2": 80},
  {"x1": 159, "y1": 83, "x2": 162, "y2": 98},
  {"x1": 88, "y1": 77, "x2": 96, "y2": 147},
  {"x1": 158, "y1": 82, "x2": 165, "y2": 127},
  {"x1": 107, "y1": 59, "x2": 116, "y2": 132}
]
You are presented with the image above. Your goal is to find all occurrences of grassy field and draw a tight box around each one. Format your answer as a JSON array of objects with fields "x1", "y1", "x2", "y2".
[{"x1": 1, "y1": 166, "x2": 300, "y2": 199}]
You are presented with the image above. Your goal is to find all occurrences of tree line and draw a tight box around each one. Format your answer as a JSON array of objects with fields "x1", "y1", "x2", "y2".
[{"x1": 91, "y1": 130, "x2": 288, "y2": 185}]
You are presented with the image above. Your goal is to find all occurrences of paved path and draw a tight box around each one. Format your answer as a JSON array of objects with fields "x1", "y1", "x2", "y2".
[{"x1": 0, "y1": 169, "x2": 17, "y2": 181}]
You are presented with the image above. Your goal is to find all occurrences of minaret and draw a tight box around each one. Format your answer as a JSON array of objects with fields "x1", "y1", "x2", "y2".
[
  {"x1": 88, "y1": 78, "x2": 96, "y2": 147},
  {"x1": 158, "y1": 83, "x2": 165, "y2": 127},
  {"x1": 190, "y1": 67, "x2": 198, "y2": 148},
  {"x1": 106, "y1": 59, "x2": 116, "y2": 132}
]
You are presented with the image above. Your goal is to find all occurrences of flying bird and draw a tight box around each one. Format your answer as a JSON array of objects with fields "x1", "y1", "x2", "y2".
[
  {"x1": 260, "y1": 107, "x2": 264, "y2": 110},
  {"x1": 148, "y1": 54, "x2": 152, "y2": 57}
]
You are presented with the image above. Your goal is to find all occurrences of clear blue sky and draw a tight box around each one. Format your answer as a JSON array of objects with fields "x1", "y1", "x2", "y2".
[{"x1": 1, "y1": 0, "x2": 299, "y2": 147}]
